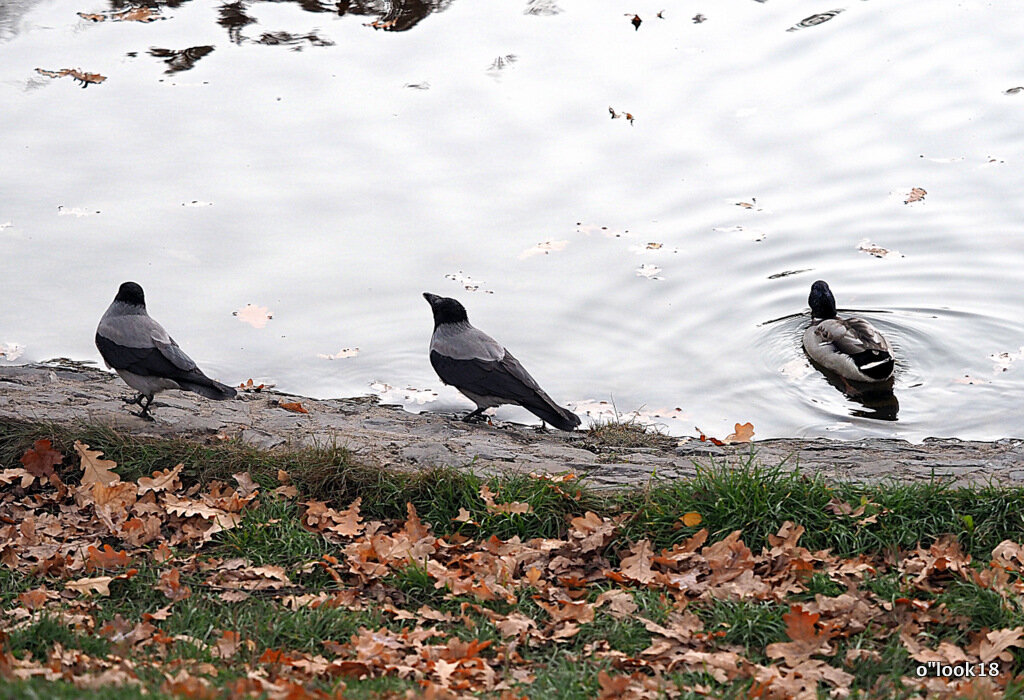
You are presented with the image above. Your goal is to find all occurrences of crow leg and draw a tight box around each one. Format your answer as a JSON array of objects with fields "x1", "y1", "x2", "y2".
[
  {"x1": 123, "y1": 393, "x2": 145, "y2": 406},
  {"x1": 462, "y1": 407, "x2": 487, "y2": 423},
  {"x1": 133, "y1": 395, "x2": 156, "y2": 421}
]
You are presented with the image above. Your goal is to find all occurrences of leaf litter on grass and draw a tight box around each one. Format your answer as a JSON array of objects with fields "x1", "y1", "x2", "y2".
[{"x1": 2, "y1": 440, "x2": 1024, "y2": 698}]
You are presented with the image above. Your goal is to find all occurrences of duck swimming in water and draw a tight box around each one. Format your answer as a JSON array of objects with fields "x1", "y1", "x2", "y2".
[{"x1": 803, "y1": 280, "x2": 894, "y2": 382}]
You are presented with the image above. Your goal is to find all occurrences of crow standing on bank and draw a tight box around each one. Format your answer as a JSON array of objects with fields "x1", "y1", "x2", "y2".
[
  {"x1": 423, "y1": 292, "x2": 581, "y2": 431},
  {"x1": 95, "y1": 282, "x2": 237, "y2": 420}
]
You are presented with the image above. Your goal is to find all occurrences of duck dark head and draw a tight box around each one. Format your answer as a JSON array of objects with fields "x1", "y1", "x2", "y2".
[
  {"x1": 423, "y1": 292, "x2": 469, "y2": 327},
  {"x1": 115, "y1": 281, "x2": 146, "y2": 308},
  {"x1": 808, "y1": 280, "x2": 837, "y2": 319}
]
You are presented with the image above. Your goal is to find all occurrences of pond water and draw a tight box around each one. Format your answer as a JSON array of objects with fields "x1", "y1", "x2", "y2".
[{"x1": 2, "y1": 0, "x2": 1023, "y2": 441}]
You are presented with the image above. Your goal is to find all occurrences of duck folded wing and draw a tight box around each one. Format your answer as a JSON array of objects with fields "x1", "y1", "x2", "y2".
[{"x1": 814, "y1": 318, "x2": 890, "y2": 355}]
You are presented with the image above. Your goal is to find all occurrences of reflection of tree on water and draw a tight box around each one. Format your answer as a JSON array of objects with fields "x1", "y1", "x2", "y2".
[
  {"x1": 0, "y1": 0, "x2": 47, "y2": 41},
  {"x1": 104, "y1": 0, "x2": 452, "y2": 41},
  {"x1": 149, "y1": 46, "x2": 215, "y2": 73}
]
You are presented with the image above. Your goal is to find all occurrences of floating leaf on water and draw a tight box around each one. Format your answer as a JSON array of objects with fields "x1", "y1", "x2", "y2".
[
  {"x1": 370, "y1": 381, "x2": 438, "y2": 404},
  {"x1": 920, "y1": 155, "x2": 964, "y2": 163},
  {"x1": 403, "y1": 82, "x2": 430, "y2": 89},
  {"x1": 952, "y1": 374, "x2": 989, "y2": 385},
  {"x1": 904, "y1": 187, "x2": 927, "y2": 204},
  {"x1": 317, "y1": 348, "x2": 359, "y2": 360},
  {"x1": 79, "y1": 7, "x2": 162, "y2": 23},
  {"x1": 657, "y1": 10, "x2": 665, "y2": 19},
  {"x1": 57, "y1": 205, "x2": 100, "y2": 216},
  {"x1": 181, "y1": 200, "x2": 213, "y2": 207},
  {"x1": 636, "y1": 263, "x2": 663, "y2": 280},
  {"x1": 1005, "y1": 87, "x2": 1024, "y2": 95},
  {"x1": 608, "y1": 107, "x2": 635, "y2": 124},
  {"x1": 445, "y1": 271, "x2": 492, "y2": 293},
  {"x1": 714, "y1": 225, "x2": 766, "y2": 242},
  {"x1": 576, "y1": 223, "x2": 624, "y2": 238},
  {"x1": 36, "y1": 68, "x2": 107, "y2": 87},
  {"x1": 692, "y1": 13, "x2": 706, "y2": 23},
  {"x1": 233, "y1": 304, "x2": 273, "y2": 328},
  {"x1": 630, "y1": 14, "x2": 642, "y2": 30},
  {"x1": 787, "y1": 9, "x2": 843, "y2": 32},
  {"x1": 237, "y1": 378, "x2": 272, "y2": 392},
  {"x1": 112, "y1": 7, "x2": 161, "y2": 22},
  {"x1": 779, "y1": 358, "x2": 813, "y2": 381},
  {"x1": 519, "y1": 240, "x2": 569, "y2": 259},
  {"x1": 990, "y1": 347, "x2": 1024, "y2": 373},
  {"x1": 723, "y1": 422, "x2": 755, "y2": 444},
  {"x1": 857, "y1": 239, "x2": 904, "y2": 258},
  {"x1": 0, "y1": 342, "x2": 25, "y2": 361}
]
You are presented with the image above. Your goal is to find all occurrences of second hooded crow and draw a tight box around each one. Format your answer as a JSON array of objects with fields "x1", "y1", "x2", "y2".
[
  {"x1": 423, "y1": 292, "x2": 581, "y2": 431},
  {"x1": 95, "y1": 282, "x2": 237, "y2": 420}
]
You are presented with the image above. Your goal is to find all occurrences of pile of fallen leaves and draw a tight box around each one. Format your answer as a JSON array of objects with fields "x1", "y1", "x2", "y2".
[{"x1": 2, "y1": 440, "x2": 1024, "y2": 698}]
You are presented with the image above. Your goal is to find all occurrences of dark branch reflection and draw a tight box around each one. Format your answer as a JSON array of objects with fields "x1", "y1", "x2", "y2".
[
  {"x1": 149, "y1": 45, "x2": 215, "y2": 73},
  {"x1": 106, "y1": 0, "x2": 452, "y2": 41}
]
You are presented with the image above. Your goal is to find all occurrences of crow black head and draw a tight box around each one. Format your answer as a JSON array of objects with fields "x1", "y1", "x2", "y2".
[
  {"x1": 115, "y1": 281, "x2": 146, "y2": 308},
  {"x1": 423, "y1": 292, "x2": 469, "y2": 327}
]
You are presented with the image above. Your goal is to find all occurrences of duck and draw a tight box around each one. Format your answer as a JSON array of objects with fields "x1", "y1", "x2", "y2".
[{"x1": 803, "y1": 280, "x2": 894, "y2": 382}]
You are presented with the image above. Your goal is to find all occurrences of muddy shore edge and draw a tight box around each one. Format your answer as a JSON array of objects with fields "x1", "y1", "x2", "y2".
[{"x1": 1, "y1": 361, "x2": 1021, "y2": 487}]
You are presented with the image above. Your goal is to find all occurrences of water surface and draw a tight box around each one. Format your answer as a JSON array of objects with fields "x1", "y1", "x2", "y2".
[{"x1": 2, "y1": 0, "x2": 1023, "y2": 440}]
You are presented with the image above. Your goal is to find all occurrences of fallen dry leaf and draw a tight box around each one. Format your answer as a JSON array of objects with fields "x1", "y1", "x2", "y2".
[
  {"x1": 278, "y1": 401, "x2": 308, "y2": 414},
  {"x1": 722, "y1": 422, "x2": 754, "y2": 444},
  {"x1": 75, "y1": 441, "x2": 120, "y2": 487},
  {"x1": 20, "y1": 439, "x2": 63, "y2": 485},
  {"x1": 233, "y1": 304, "x2": 273, "y2": 328},
  {"x1": 904, "y1": 187, "x2": 927, "y2": 204},
  {"x1": 681, "y1": 512, "x2": 703, "y2": 527},
  {"x1": 137, "y1": 464, "x2": 184, "y2": 495},
  {"x1": 157, "y1": 568, "x2": 192, "y2": 602},
  {"x1": 35, "y1": 68, "x2": 107, "y2": 87},
  {"x1": 479, "y1": 485, "x2": 533, "y2": 515},
  {"x1": 766, "y1": 605, "x2": 835, "y2": 665}
]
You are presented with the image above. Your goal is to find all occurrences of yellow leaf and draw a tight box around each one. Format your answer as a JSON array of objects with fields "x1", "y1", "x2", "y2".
[{"x1": 681, "y1": 512, "x2": 703, "y2": 527}]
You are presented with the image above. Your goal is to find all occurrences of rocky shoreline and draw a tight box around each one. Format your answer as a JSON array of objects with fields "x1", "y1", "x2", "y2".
[{"x1": 1, "y1": 361, "x2": 1022, "y2": 486}]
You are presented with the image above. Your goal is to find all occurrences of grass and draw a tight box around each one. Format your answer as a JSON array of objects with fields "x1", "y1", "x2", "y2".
[
  {"x1": 582, "y1": 415, "x2": 676, "y2": 451},
  {"x1": 4, "y1": 418, "x2": 1023, "y2": 561},
  {"x1": 4, "y1": 419, "x2": 1024, "y2": 698}
]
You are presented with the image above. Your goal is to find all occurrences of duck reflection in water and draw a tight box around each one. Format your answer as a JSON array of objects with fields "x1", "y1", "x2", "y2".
[{"x1": 806, "y1": 358, "x2": 900, "y2": 421}]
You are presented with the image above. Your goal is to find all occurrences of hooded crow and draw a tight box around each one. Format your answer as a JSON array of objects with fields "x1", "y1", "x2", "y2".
[
  {"x1": 96, "y1": 282, "x2": 237, "y2": 419},
  {"x1": 423, "y1": 292, "x2": 581, "y2": 431}
]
